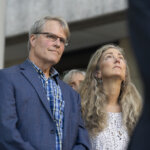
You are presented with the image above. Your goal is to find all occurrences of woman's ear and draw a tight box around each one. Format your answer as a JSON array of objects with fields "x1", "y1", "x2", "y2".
[{"x1": 95, "y1": 70, "x2": 102, "y2": 79}]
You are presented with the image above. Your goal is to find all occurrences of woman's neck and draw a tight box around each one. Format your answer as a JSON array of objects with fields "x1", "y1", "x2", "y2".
[{"x1": 103, "y1": 78, "x2": 122, "y2": 112}]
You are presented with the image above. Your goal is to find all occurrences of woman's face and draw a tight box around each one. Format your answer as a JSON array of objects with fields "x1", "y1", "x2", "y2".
[{"x1": 97, "y1": 48, "x2": 126, "y2": 81}]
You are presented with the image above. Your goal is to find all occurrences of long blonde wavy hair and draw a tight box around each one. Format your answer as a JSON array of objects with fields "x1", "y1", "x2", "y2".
[{"x1": 80, "y1": 44, "x2": 142, "y2": 136}]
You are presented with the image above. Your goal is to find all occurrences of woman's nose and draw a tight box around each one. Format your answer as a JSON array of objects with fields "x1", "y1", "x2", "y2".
[{"x1": 114, "y1": 57, "x2": 120, "y2": 63}]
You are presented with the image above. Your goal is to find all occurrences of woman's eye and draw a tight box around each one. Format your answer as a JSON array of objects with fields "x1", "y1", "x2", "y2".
[
  {"x1": 106, "y1": 55, "x2": 112, "y2": 59},
  {"x1": 119, "y1": 57, "x2": 124, "y2": 60},
  {"x1": 104, "y1": 55, "x2": 112, "y2": 60}
]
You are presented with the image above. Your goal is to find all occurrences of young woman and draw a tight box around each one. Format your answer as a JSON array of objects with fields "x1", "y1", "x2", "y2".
[{"x1": 80, "y1": 44, "x2": 142, "y2": 150}]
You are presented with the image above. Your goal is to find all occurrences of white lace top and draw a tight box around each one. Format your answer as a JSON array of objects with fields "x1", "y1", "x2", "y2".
[{"x1": 90, "y1": 112, "x2": 129, "y2": 150}]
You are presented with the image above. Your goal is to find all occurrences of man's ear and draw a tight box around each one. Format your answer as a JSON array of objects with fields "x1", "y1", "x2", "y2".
[
  {"x1": 30, "y1": 34, "x2": 37, "y2": 47},
  {"x1": 95, "y1": 70, "x2": 102, "y2": 79}
]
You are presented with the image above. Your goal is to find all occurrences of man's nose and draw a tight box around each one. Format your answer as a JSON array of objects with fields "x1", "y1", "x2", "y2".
[{"x1": 54, "y1": 38, "x2": 61, "y2": 47}]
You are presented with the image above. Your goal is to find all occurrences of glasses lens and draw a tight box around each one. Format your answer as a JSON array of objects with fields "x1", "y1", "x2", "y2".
[{"x1": 34, "y1": 32, "x2": 68, "y2": 46}]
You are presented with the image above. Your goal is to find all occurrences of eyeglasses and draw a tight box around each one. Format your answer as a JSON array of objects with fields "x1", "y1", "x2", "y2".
[{"x1": 34, "y1": 32, "x2": 68, "y2": 46}]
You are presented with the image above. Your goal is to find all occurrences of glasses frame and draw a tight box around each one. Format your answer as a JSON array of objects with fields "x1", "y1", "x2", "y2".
[{"x1": 33, "y1": 32, "x2": 68, "y2": 47}]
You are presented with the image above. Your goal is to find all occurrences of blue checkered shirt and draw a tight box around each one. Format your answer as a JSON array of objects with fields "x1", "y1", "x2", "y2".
[{"x1": 29, "y1": 60, "x2": 65, "y2": 150}]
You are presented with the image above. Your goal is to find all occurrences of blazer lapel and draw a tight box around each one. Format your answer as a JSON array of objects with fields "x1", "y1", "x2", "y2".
[{"x1": 19, "y1": 60, "x2": 54, "y2": 119}]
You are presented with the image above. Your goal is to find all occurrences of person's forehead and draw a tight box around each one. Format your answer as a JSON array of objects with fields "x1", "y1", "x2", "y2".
[
  {"x1": 103, "y1": 48, "x2": 122, "y2": 56},
  {"x1": 72, "y1": 73, "x2": 84, "y2": 80},
  {"x1": 42, "y1": 20, "x2": 63, "y2": 31}
]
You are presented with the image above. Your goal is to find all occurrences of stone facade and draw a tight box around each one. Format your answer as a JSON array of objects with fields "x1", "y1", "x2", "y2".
[{"x1": 6, "y1": 0, "x2": 127, "y2": 36}]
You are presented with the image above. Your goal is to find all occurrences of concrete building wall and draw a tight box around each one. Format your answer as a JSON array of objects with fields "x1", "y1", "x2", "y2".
[
  {"x1": 6, "y1": 0, "x2": 127, "y2": 37},
  {"x1": 0, "y1": 0, "x2": 6, "y2": 68}
]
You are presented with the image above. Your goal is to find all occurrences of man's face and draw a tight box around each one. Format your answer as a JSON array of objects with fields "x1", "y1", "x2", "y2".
[{"x1": 29, "y1": 20, "x2": 67, "y2": 66}]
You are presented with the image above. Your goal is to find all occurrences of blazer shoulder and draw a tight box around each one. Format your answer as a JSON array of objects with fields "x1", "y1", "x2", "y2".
[
  {"x1": 0, "y1": 60, "x2": 30, "y2": 75},
  {"x1": 0, "y1": 65, "x2": 20, "y2": 75}
]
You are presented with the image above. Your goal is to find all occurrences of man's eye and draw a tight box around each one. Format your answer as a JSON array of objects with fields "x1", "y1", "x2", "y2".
[
  {"x1": 60, "y1": 38, "x2": 65, "y2": 44},
  {"x1": 46, "y1": 34, "x2": 57, "y2": 40}
]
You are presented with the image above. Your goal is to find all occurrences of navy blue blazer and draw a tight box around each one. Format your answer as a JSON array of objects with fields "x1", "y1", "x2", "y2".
[{"x1": 0, "y1": 60, "x2": 91, "y2": 150}]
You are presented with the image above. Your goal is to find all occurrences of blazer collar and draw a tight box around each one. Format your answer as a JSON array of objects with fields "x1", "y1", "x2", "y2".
[{"x1": 19, "y1": 60, "x2": 54, "y2": 118}]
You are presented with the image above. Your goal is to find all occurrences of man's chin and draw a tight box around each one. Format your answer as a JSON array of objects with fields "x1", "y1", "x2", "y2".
[{"x1": 46, "y1": 58, "x2": 60, "y2": 66}]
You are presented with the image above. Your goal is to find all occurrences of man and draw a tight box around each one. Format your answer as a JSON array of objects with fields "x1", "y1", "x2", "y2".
[
  {"x1": 63, "y1": 69, "x2": 85, "y2": 92},
  {"x1": 128, "y1": 0, "x2": 150, "y2": 149},
  {"x1": 0, "y1": 16, "x2": 91, "y2": 150}
]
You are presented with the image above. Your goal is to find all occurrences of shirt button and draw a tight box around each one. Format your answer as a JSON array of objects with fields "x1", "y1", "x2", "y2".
[{"x1": 50, "y1": 129, "x2": 55, "y2": 134}]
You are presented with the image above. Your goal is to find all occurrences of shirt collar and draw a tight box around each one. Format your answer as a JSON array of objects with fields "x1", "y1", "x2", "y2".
[{"x1": 27, "y1": 59, "x2": 59, "y2": 78}]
